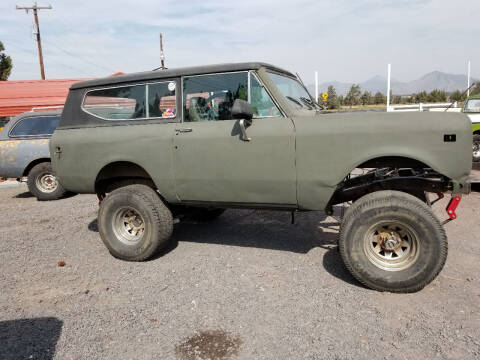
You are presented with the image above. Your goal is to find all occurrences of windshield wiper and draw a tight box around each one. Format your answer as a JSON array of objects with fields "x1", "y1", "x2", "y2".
[
  {"x1": 299, "y1": 96, "x2": 315, "y2": 110},
  {"x1": 286, "y1": 96, "x2": 303, "y2": 108}
]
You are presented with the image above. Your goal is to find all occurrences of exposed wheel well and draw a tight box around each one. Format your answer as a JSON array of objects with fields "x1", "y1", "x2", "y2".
[
  {"x1": 473, "y1": 131, "x2": 480, "y2": 136},
  {"x1": 95, "y1": 161, "x2": 156, "y2": 194},
  {"x1": 23, "y1": 158, "x2": 50, "y2": 177},
  {"x1": 356, "y1": 156, "x2": 429, "y2": 169}
]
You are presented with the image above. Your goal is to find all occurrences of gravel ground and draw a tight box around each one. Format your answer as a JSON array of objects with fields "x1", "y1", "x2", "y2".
[{"x1": 0, "y1": 183, "x2": 479, "y2": 360}]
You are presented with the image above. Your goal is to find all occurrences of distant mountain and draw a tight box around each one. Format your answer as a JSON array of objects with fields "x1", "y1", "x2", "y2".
[{"x1": 309, "y1": 71, "x2": 476, "y2": 96}]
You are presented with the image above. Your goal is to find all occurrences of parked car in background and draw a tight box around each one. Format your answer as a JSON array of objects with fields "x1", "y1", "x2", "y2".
[
  {"x1": 462, "y1": 95, "x2": 480, "y2": 162},
  {"x1": 0, "y1": 110, "x2": 67, "y2": 200}
]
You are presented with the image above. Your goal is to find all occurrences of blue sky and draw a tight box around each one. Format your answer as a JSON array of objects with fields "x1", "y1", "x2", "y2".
[{"x1": 1, "y1": 0, "x2": 479, "y2": 84}]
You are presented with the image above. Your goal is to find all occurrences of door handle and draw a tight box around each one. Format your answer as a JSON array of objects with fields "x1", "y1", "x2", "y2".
[{"x1": 175, "y1": 128, "x2": 193, "y2": 133}]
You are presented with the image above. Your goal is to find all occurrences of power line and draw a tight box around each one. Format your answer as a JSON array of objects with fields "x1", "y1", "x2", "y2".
[
  {"x1": 16, "y1": 2, "x2": 52, "y2": 79},
  {"x1": 42, "y1": 39, "x2": 116, "y2": 73}
]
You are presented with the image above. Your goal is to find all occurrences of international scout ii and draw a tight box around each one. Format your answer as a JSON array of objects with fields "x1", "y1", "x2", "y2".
[
  {"x1": 50, "y1": 63, "x2": 472, "y2": 293},
  {"x1": 0, "y1": 110, "x2": 67, "y2": 200}
]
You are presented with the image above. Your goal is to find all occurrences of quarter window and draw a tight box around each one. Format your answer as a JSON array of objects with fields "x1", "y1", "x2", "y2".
[
  {"x1": 250, "y1": 73, "x2": 280, "y2": 117},
  {"x1": 10, "y1": 115, "x2": 59, "y2": 137},
  {"x1": 183, "y1": 72, "x2": 248, "y2": 122},
  {"x1": 148, "y1": 82, "x2": 176, "y2": 118}
]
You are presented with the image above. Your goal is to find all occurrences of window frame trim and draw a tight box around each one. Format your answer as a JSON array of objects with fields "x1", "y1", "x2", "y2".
[
  {"x1": 8, "y1": 115, "x2": 60, "y2": 139},
  {"x1": 249, "y1": 71, "x2": 285, "y2": 119},
  {"x1": 80, "y1": 80, "x2": 178, "y2": 121}
]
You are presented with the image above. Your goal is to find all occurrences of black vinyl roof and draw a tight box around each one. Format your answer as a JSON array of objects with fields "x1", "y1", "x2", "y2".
[{"x1": 70, "y1": 62, "x2": 295, "y2": 90}]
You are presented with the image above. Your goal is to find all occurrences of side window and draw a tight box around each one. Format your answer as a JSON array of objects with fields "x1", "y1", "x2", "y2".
[
  {"x1": 183, "y1": 72, "x2": 248, "y2": 122},
  {"x1": 250, "y1": 73, "x2": 280, "y2": 117},
  {"x1": 10, "y1": 116, "x2": 60, "y2": 137},
  {"x1": 83, "y1": 84, "x2": 146, "y2": 120},
  {"x1": 148, "y1": 82, "x2": 176, "y2": 118}
]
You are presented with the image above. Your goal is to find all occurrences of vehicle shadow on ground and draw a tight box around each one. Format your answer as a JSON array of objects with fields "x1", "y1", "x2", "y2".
[
  {"x1": 87, "y1": 209, "x2": 363, "y2": 288},
  {"x1": 13, "y1": 191, "x2": 33, "y2": 198},
  {"x1": 0, "y1": 317, "x2": 63, "y2": 360}
]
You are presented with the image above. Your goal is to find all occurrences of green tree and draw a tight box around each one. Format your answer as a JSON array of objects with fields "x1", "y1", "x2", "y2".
[
  {"x1": 0, "y1": 41, "x2": 12, "y2": 81},
  {"x1": 414, "y1": 91, "x2": 428, "y2": 103},
  {"x1": 374, "y1": 92, "x2": 386, "y2": 105},
  {"x1": 360, "y1": 91, "x2": 371, "y2": 106},
  {"x1": 324, "y1": 85, "x2": 340, "y2": 109},
  {"x1": 449, "y1": 90, "x2": 465, "y2": 102},
  {"x1": 428, "y1": 89, "x2": 447, "y2": 103},
  {"x1": 337, "y1": 95, "x2": 344, "y2": 106},
  {"x1": 345, "y1": 84, "x2": 361, "y2": 107}
]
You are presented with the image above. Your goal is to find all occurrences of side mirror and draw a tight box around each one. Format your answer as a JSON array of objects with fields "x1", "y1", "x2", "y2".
[
  {"x1": 232, "y1": 99, "x2": 253, "y2": 142},
  {"x1": 232, "y1": 99, "x2": 253, "y2": 124}
]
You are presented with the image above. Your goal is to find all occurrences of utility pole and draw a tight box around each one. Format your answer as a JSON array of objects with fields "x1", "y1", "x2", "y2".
[
  {"x1": 386, "y1": 63, "x2": 391, "y2": 112},
  {"x1": 160, "y1": 33, "x2": 166, "y2": 70},
  {"x1": 16, "y1": 2, "x2": 52, "y2": 79},
  {"x1": 467, "y1": 60, "x2": 471, "y2": 97}
]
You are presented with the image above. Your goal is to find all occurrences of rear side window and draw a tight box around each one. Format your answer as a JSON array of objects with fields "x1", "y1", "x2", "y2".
[
  {"x1": 82, "y1": 81, "x2": 177, "y2": 120},
  {"x1": 9, "y1": 115, "x2": 59, "y2": 137},
  {"x1": 83, "y1": 84, "x2": 146, "y2": 120}
]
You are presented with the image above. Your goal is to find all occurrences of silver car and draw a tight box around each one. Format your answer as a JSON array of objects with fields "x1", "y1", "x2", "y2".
[{"x1": 0, "y1": 110, "x2": 66, "y2": 200}]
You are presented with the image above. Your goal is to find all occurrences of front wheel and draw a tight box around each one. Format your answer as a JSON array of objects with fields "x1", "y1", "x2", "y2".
[
  {"x1": 473, "y1": 134, "x2": 480, "y2": 162},
  {"x1": 339, "y1": 190, "x2": 447, "y2": 293},
  {"x1": 27, "y1": 162, "x2": 66, "y2": 201}
]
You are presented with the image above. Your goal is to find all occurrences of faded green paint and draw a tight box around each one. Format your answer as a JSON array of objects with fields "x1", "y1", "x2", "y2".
[{"x1": 51, "y1": 65, "x2": 473, "y2": 211}]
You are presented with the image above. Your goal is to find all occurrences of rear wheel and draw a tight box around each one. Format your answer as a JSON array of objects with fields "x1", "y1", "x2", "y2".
[
  {"x1": 27, "y1": 162, "x2": 66, "y2": 201},
  {"x1": 98, "y1": 184, "x2": 173, "y2": 261},
  {"x1": 339, "y1": 190, "x2": 447, "y2": 293},
  {"x1": 473, "y1": 134, "x2": 480, "y2": 162}
]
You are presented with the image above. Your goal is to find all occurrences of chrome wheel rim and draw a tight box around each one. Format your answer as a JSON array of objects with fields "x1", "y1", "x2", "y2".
[
  {"x1": 36, "y1": 173, "x2": 58, "y2": 193},
  {"x1": 363, "y1": 221, "x2": 419, "y2": 271},
  {"x1": 112, "y1": 206, "x2": 145, "y2": 245}
]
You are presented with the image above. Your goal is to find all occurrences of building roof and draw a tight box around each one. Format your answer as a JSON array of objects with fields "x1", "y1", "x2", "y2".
[
  {"x1": 0, "y1": 78, "x2": 91, "y2": 117},
  {"x1": 71, "y1": 62, "x2": 294, "y2": 90}
]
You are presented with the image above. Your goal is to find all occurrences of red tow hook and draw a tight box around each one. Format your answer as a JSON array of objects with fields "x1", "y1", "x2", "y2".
[{"x1": 443, "y1": 195, "x2": 462, "y2": 225}]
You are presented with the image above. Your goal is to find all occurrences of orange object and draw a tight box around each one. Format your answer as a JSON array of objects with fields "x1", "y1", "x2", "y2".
[
  {"x1": 0, "y1": 72, "x2": 124, "y2": 117},
  {"x1": 0, "y1": 78, "x2": 91, "y2": 117}
]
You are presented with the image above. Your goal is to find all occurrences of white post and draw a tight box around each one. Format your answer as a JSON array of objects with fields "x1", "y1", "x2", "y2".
[
  {"x1": 467, "y1": 60, "x2": 471, "y2": 97},
  {"x1": 386, "y1": 63, "x2": 391, "y2": 112},
  {"x1": 315, "y1": 71, "x2": 319, "y2": 102}
]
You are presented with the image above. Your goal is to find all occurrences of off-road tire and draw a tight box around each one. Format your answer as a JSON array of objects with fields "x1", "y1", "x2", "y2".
[
  {"x1": 98, "y1": 184, "x2": 173, "y2": 261},
  {"x1": 27, "y1": 162, "x2": 66, "y2": 201},
  {"x1": 472, "y1": 134, "x2": 480, "y2": 162},
  {"x1": 339, "y1": 190, "x2": 447, "y2": 293},
  {"x1": 190, "y1": 208, "x2": 226, "y2": 222}
]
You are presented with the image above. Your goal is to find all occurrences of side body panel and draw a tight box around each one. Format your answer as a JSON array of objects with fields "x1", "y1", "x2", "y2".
[
  {"x1": 294, "y1": 111, "x2": 472, "y2": 210},
  {"x1": 172, "y1": 116, "x2": 297, "y2": 206},
  {"x1": 51, "y1": 123, "x2": 178, "y2": 201}
]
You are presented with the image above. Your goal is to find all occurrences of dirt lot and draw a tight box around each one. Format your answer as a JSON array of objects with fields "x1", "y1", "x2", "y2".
[{"x1": 0, "y1": 183, "x2": 479, "y2": 360}]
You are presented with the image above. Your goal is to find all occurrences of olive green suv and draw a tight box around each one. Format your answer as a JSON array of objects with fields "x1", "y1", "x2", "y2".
[{"x1": 51, "y1": 62, "x2": 472, "y2": 293}]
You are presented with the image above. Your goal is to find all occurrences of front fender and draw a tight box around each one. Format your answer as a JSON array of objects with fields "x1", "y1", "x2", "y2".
[{"x1": 293, "y1": 111, "x2": 472, "y2": 210}]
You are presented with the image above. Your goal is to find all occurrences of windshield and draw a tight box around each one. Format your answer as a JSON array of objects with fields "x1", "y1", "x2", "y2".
[
  {"x1": 464, "y1": 98, "x2": 480, "y2": 113},
  {"x1": 267, "y1": 72, "x2": 316, "y2": 112}
]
